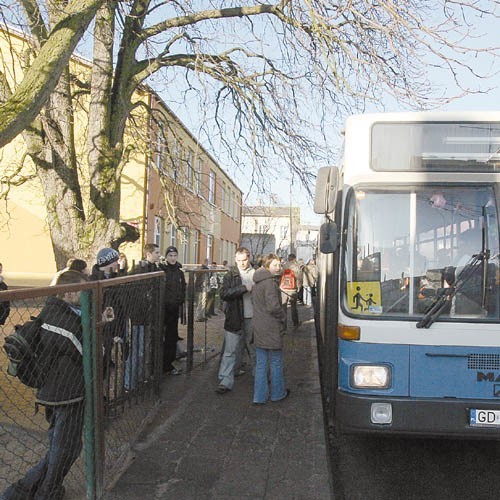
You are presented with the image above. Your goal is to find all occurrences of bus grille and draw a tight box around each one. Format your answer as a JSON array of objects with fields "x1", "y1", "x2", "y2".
[{"x1": 468, "y1": 354, "x2": 500, "y2": 370}]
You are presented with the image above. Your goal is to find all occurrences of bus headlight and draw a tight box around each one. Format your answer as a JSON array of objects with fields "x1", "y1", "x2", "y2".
[{"x1": 351, "y1": 364, "x2": 391, "y2": 389}]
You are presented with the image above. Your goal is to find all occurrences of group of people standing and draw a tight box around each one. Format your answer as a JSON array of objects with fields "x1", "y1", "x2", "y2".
[
  {"x1": 1, "y1": 245, "x2": 317, "y2": 499},
  {"x1": 215, "y1": 248, "x2": 317, "y2": 405}
]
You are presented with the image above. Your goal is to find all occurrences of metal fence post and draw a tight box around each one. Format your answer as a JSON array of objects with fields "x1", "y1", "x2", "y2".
[
  {"x1": 186, "y1": 271, "x2": 195, "y2": 372},
  {"x1": 81, "y1": 290, "x2": 98, "y2": 499}
]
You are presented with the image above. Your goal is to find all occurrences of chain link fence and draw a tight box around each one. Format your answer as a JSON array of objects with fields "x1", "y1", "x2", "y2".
[
  {"x1": 0, "y1": 267, "x2": 231, "y2": 499},
  {"x1": 0, "y1": 273, "x2": 164, "y2": 499}
]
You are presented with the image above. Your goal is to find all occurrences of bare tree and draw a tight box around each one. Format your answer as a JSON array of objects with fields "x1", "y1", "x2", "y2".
[{"x1": 0, "y1": 0, "x2": 498, "y2": 264}]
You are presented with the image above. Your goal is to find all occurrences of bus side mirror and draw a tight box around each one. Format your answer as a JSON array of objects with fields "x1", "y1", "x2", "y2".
[
  {"x1": 320, "y1": 221, "x2": 338, "y2": 254},
  {"x1": 314, "y1": 166, "x2": 339, "y2": 214}
]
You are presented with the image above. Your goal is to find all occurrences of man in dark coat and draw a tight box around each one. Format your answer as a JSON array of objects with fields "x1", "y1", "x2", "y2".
[
  {"x1": 1, "y1": 270, "x2": 110, "y2": 500},
  {"x1": 88, "y1": 247, "x2": 125, "y2": 383},
  {"x1": 159, "y1": 246, "x2": 186, "y2": 374},
  {"x1": 125, "y1": 243, "x2": 162, "y2": 389},
  {"x1": 216, "y1": 247, "x2": 255, "y2": 394}
]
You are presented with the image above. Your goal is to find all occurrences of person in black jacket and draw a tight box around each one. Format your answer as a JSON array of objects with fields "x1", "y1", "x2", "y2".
[
  {"x1": 216, "y1": 247, "x2": 255, "y2": 394},
  {"x1": 2, "y1": 270, "x2": 114, "y2": 500},
  {"x1": 125, "y1": 243, "x2": 161, "y2": 389},
  {"x1": 159, "y1": 246, "x2": 186, "y2": 375},
  {"x1": 88, "y1": 248, "x2": 125, "y2": 385},
  {"x1": 0, "y1": 262, "x2": 10, "y2": 326}
]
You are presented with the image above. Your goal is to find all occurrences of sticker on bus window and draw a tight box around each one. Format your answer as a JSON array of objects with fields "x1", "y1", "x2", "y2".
[{"x1": 347, "y1": 281, "x2": 382, "y2": 314}]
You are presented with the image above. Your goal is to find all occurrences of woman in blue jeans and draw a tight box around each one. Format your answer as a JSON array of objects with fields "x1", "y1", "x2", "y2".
[{"x1": 252, "y1": 254, "x2": 290, "y2": 404}]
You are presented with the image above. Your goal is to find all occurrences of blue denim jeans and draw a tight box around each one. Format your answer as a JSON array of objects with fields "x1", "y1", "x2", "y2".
[
  {"x1": 124, "y1": 325, "x2": 144, "y2": 390},
  {"x1": 253, "y1": 347, "x2": 286, "y2": 403},
  {"x1": 218, "y1": 330, "x2": 242, "y2": 389},
  {"x1": 2, "y1": 403, "x2": 83, "y2": 500},
  {"x1": 235, "y1": 318, "x2": 254, "y2": 373}
]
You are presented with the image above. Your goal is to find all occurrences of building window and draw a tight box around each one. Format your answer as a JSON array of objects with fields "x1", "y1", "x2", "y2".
[
  {"x1": 230, "y1": 191, "x2": 235, "y2": 218},
  {"x1": 221, "y1": 182, "x2": 226, "y2": 212},
  {"x1": 186, "y1": 149, "x2": 194, "y2": 191},
  {"x1": 197, "y1": 159, "x2": 203, "y2": 197},
  {"x1": 172, "y1": 138, "x2": 180, "y2": 182},
  {"x1": 155, "y1": 123, "x2": 165, "y2": 172},
  {"x1": 180, "y1": 226, "x2": 189, "y2": 264},
  {"x1": 235, "y1": 194, "x2": 241, "y2": 220},
  {"x1": 219, "y1": 240, "x2": 224, "y2": 264},
  {"x1": 193, "y1": 229, "x2": 200, "y2": 264},
  {"x1": 170, "y1": 225, "x2": 177, "y2": 247},
  {"x1": 208, "y1": 170, "x2": 215, "y2": 204},
  {"x1": 154, "y1": 216, "x2": 163, "y2": 246},
  {"x1": 207, "y1": 234, "x2": 213, "y2": 261}
]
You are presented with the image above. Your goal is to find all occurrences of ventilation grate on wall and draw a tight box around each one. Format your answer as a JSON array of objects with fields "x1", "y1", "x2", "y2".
[{"x1": 468, "y1": 353, "x2": 500, "y2": 370}]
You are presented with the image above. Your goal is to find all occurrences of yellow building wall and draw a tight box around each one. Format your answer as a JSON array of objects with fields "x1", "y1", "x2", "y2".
[{"x1": 0, "y1": 28, "x2": 56, "y2": 284}]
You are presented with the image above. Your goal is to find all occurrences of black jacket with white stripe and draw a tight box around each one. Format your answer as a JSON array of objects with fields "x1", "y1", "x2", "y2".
[{"x1": 36, "y1": 296, "x2": 84, "y2": 406}]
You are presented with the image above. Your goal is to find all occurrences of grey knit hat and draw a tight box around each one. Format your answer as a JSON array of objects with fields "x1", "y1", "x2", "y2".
[
  {"x1": 96, "y1": 247, "x2": 120, "y2": 267},
  {"x1": 165, "y1": 246, "x2": 178, "y2": 256}
]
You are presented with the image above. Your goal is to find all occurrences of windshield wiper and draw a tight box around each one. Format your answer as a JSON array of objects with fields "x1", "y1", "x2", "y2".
[{"x1": 416, "y1": 250, "x2": 489, "y2": 329}]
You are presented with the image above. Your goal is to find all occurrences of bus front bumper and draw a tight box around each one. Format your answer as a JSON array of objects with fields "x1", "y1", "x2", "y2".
[{"x1": 336, "y1": 390, "x2": 500, "y2": 438}]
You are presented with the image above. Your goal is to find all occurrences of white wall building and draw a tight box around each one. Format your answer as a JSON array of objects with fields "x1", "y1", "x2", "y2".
[
  {"x1": 295, "y1": 224, "x2": 319, "y2": 263},
  {"x1": 242, "y1": 205, "x2": 308, "y2": 259}
]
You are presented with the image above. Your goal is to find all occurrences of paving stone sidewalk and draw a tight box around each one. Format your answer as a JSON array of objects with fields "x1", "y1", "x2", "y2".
[{"x1": 105, "y1": 306, "x2": 333, "y2": 499}]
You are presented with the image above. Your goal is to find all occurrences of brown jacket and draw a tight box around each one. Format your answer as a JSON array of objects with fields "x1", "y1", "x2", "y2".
[{"x1": 252, "y1": 267, "x2": 286, "y2": 350}]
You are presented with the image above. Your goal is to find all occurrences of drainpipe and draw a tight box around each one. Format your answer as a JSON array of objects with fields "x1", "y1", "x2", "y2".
[{"x1": 141, "y1": 93, "x2": 152, "y2": 250}]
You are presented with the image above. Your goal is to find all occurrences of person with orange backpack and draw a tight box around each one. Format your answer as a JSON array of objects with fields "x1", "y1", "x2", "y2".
[{"x1": 280, "y1": 253, "x2": 303, "y2": 328}]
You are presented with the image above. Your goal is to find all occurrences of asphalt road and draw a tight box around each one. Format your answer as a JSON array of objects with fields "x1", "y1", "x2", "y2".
[{"x1": 329, "y1": 430, "x2": 500, "y2": 500}]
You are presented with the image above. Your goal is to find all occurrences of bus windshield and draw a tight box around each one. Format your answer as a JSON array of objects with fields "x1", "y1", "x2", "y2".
[{"x1": 344, "y1": 185, "x2": 500, "y2": 320}]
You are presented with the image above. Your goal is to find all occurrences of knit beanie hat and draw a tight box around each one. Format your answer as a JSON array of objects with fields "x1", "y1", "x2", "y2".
[
  {"x1": 96, "y1": 247, "x2": 120, "y2": 268},
  {"x1": 165, "y1": 246, "x2": 178, "y2": 256}
]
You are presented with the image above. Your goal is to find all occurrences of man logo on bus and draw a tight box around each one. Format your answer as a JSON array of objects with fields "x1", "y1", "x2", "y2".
[
  {"x1": 477, "y1": 372, "x2": 500, "y2": 382},
  {"x1": 494, "y1": 384, "x2": 500, "y2": 397}
]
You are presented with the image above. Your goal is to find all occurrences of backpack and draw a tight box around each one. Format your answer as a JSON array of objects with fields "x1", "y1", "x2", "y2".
[
  {"x1": 280, "y1": 268, "x2": 297, "y2": 291},
  {"x1": 3, "y1": 317, "x2": 48, "y2": 389}
]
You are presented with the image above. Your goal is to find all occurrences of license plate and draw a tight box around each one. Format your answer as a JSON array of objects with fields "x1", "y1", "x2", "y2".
[{"x1": 470, "y1": 409, "x2": 500, "y2": 427}]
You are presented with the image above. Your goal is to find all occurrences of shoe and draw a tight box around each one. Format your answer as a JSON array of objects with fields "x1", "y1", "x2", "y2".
[
  {"x1": 272, "y1": 389, "x2": 290, "y2": 402},
  {"x1": 235, "y1": 369, "x2": 246, "y2": 377},
  {"x1": 178, "y1": 336, "x2": 184, "y2": 341},
  {"x1": 252, "y1": 401, "x2": 266, "y2": 405},
  {"x1": 176, "y1": 351, "x2": 187, "y2": 360},
  {"x1": 215, "y1": 384, "x2": 230, "y2": 394},
  {"x1": 196, "y1": 318, "x2": 207, "y2": 322},
  {"x1": 167, "y1": 368, "x2": 182, "y2": 375}
]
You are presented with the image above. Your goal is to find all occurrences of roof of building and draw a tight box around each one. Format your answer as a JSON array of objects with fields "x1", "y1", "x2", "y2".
[{"x1": 243, "y1": 206, "x2": 300, "y2": 218}]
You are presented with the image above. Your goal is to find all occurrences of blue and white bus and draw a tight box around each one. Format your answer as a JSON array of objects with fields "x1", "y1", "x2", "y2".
[{"x1": 314, "y1": 112, "x2": 500, "y2": 437}]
